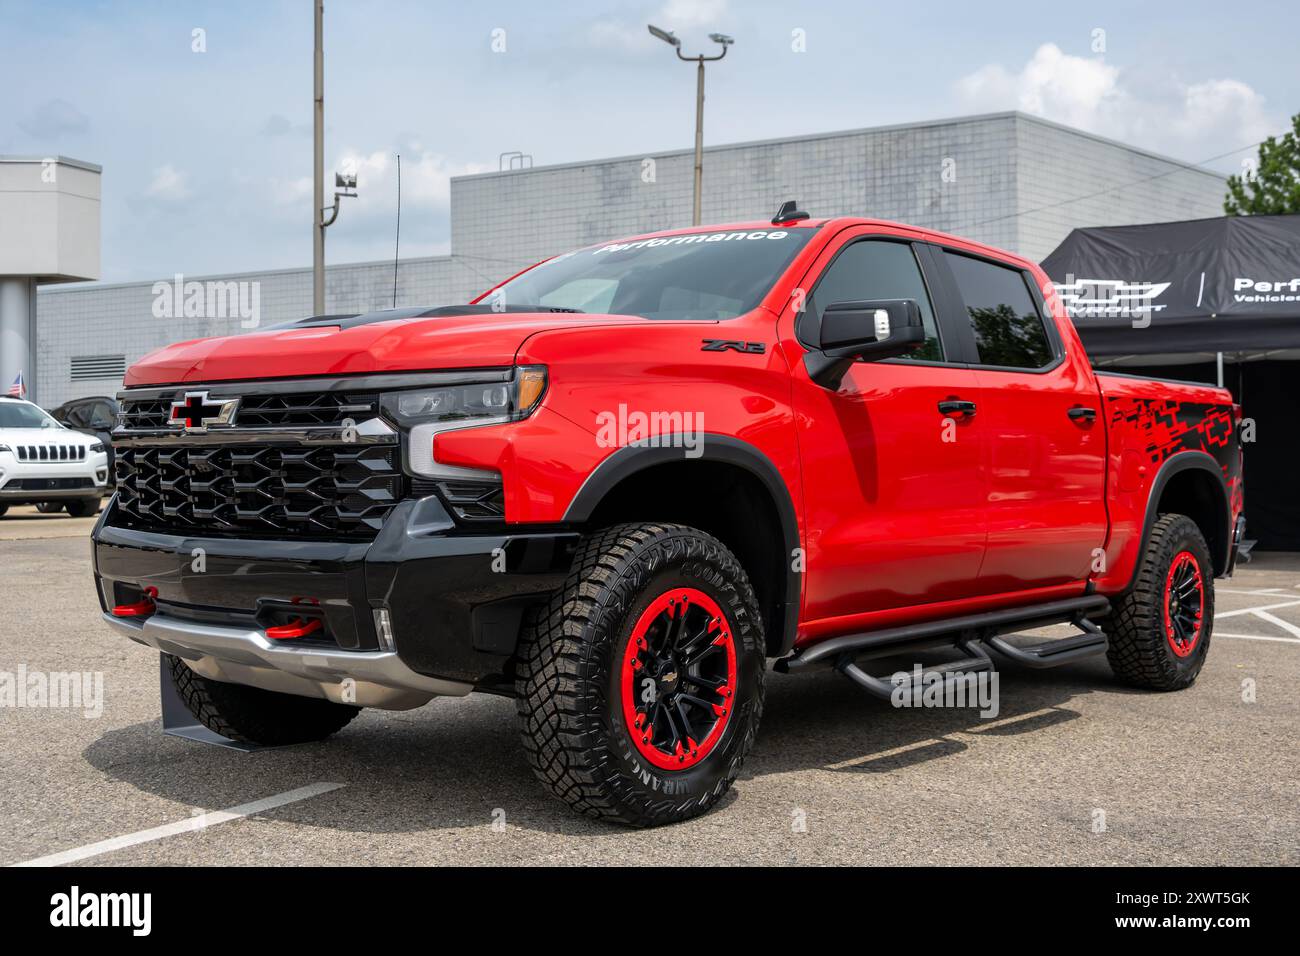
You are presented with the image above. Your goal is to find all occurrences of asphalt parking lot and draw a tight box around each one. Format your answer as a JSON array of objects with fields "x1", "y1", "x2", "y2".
[{"x1": 2, "y1": 504, "x2": 1297, "y2": 866}]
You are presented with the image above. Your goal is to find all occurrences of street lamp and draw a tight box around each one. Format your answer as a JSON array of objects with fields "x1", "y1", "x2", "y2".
[
  {"x1": 321, "y1": 171, "x2": 357, "y2": 229},
  {"x1": 648, "y1": 24, "x2": 733, "y2": 226}
]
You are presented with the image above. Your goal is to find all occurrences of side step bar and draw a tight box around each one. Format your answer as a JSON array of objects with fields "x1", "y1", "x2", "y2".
[
  {"x1": 778, "y1": 595, "x2": 1111, "y2": 673},
  {"x1": 839, "y1": 640, "x2": 994, "y2": 701},
  {"x1": 984, "y1": 617, "x2": 1107, "y2": 669}
]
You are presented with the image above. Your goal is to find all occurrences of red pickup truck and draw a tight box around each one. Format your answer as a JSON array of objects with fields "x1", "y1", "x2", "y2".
[{"x1": 94, "y1": 208, "x2": 1244, "y2": 826}]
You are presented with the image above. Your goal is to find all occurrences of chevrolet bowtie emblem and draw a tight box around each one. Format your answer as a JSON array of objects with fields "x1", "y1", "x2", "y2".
[{"x1": 168, "y1": 391, "x2": 239, "y2": 432}]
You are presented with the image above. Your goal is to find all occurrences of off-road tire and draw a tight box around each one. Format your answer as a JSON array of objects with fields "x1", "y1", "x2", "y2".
[
  {"x1": 515, "y1": 523, "x2": 766, "y2": 827},
  {"x1": 65, "y1": 498, "x2": 100, "y2": 518},
  {"x1": 165, "y1": 653, "x2": 361, "y2": 745},
  {"x1": 1103, "y1": 513, "x2": 1214, "y2": 691}
]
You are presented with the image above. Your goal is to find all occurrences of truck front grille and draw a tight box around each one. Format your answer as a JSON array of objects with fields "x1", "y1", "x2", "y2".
[
  {"x1": 15, "y1": 444, "x2": 87, "y2": 461},
  {"x1": 113, "y1": 443, "x2": 403, "y2": 538},
  {"x1": 119, "y1": 391, "x2": 379, "y2": 430}
]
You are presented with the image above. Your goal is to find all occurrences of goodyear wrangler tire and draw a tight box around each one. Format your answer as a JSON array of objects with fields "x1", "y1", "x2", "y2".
[
  {"x1": 164, "y1": 653, "x2": 361, "y2": 746},
  {"x1": 1103, "y1": 513, "x2": 1215, "y2": 691},
  {"x1": 515, "y1": 522, "x2": 766, "y2": 826}
]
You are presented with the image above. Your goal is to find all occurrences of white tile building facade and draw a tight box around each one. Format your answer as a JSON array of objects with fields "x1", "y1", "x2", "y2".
[{"x1": 35, "y1": 112, "x2": 1226, "y2": 406}]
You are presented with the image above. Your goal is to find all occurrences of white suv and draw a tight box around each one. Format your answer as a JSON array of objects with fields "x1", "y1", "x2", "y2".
[{"x1": 0, "y1": 397, "x2": 110, "y2": 518}]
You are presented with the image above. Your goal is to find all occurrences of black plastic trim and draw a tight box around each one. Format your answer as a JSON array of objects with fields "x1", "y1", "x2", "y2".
[
  {"x1": 1127, "y1": 451, "x2": 1233, "y2": 585},
  {"x1": 563, "y1": 433, "x2": 802, "y2": 657},
  {"x1": 92, "y1": 494, "x2": 581, "y2": 686},
  {"x1": 111, "y1": 426, "x2": 399, "y2": 447},
  {"x1": 781, "y1": 595, "x2": 1111, "y2": 671}
]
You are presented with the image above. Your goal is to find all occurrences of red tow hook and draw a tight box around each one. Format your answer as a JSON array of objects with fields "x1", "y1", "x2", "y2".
[
  {"x1": 265, "y1": 617, "x2": 324, "y2": 640},
  {"x1": 112, "y1": 587, "x2": 159, "y2": 618}
]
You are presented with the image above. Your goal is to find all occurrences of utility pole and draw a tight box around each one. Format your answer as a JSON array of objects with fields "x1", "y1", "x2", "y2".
[
  {"x1": 648, "y1": 26, "x2": 733, "y2": 227},
  {"x1": 313, "y1": 0, "x2": 325, "y2": 314}
]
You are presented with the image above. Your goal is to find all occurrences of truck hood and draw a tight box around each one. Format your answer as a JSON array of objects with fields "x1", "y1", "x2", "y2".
[{"x1": 124, "y1": 310, "x2": 651, "y2": 387}]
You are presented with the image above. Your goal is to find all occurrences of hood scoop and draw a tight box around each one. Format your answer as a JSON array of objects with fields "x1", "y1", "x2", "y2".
[{"x1": 273, "y1": 304, "x2": 584, "y2": 332}]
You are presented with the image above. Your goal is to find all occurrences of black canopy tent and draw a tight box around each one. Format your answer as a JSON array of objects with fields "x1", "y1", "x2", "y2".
[
  {"x1": 1041, "y1": 214, "x2": 1300, "y2": 551},
  {"x1": 1042, "y1": 214, "x2": 1300, "y2": 357}
]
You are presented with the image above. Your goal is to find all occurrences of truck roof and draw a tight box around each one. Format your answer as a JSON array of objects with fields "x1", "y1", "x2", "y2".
[{"x1": 597, "y1": 216, "x2": 1037, "y2": 272}]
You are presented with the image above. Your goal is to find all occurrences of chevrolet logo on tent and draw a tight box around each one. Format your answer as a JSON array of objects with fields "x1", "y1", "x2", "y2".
[{"x1": 1053, "y1": 278, "x2": 1171, "y2": 320}]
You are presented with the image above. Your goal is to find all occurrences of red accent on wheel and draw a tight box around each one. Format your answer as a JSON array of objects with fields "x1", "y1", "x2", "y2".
[
  {"x1": 620, "y1": 587, "x2": 738, "y2": 771},
  {"x1": 1163, "y1": 550, "x2": 1204, "y2": 658}
]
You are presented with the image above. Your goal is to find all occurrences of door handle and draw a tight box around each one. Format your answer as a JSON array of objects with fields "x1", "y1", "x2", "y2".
[
  {"x1": 1068, "y1": 406, "x2": 1097, "y2": 422},
  {"x1": 937, "y1": 399, "x2": 977, "y2": 417}
]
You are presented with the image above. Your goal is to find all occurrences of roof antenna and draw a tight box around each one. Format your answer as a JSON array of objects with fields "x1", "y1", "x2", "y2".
[
  {"x1": 392, "y1": 153, "x2": 401, "y2": 308},
  {"x1": 772, "y1": 200, "x2": 810, "y2": 225}
]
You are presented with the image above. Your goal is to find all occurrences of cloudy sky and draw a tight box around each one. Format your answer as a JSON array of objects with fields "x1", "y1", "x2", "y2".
[{"x1": 2, "y1": 0, "x2": 1296, "y2": 282}]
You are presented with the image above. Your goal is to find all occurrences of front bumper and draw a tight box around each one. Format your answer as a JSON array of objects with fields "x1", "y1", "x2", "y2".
[
  {"x1": 92, "y1": 495, "x2": 578, "y2": 708},
  {"x1": 0, "y1": 457, "x2": 110, "y2": 502},
  {"x1": 102, "y1": 610, "x2": 470, "y2": 709},
  {"x1": 0, "y1": 484, "x2": 105, "y2": 501}
]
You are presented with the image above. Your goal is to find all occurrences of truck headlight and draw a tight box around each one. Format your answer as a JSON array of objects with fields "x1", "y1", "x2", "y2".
[
  {"x1": 382, "y1": 366, "x2": 547, "y2": 479},
  {"x1": 380, "y1": 366, "x2": 546, "y2": 428},
  {"x1": 88, "y1": 441, "x2": 105, "y2": 454}
]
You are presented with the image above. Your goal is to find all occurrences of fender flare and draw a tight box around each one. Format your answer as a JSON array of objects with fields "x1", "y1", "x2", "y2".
[
  {"x1": 1126, "y1": 450, "x2": 1232, "y2": 589},
  {"x1": 563, "y1": 434, "x2": 802, "y2": 656}
]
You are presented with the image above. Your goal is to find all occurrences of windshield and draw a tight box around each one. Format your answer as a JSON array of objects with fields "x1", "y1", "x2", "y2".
[
  {"x1": 0, "y1": 401, "x2": 60, "y2": 429},
  {"x1": 488, "y1": 227, "x2": 816, "y2": 321}
]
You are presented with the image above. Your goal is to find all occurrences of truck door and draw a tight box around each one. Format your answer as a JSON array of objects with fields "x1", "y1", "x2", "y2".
[
  {"x1": 930, "y1": 247, "x2": 1108, "y2": 592},
  {"x1": 783, "y1": 229, "x2": 988, "y2": 626}
]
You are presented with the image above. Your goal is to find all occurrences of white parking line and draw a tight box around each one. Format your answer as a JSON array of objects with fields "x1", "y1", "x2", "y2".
[
  {"x1": 1217, "y1": 600, "x2": 1300, "y2": 618},
  {"x1": 1215, "y1": 633, "x2": 1300, "y2": 644},
  {"x1": 9, "y1": 782, "x2": 345, "y2": 867},
  {"x1": 1251, "y1": 610, "x2": 1300, "y2": 640}
]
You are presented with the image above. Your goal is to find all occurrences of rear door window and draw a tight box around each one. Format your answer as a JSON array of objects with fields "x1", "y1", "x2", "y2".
[{"x1": 943, "y1": 251, "x2": 1054, "y2": 369}]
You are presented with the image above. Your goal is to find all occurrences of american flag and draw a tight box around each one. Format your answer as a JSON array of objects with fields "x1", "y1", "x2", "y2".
[{"x1": 6, "y1": 372, "x2": 25, "y2": 399}]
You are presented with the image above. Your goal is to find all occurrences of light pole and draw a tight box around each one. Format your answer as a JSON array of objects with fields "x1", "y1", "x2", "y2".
[
  {"x1": 313, "y1": 0, "x2": 325, "y2": 313},
  {"x1": 312, "y1": 1, "x2": 357, "y2": 314},
  {"x1": 648, "y1": 25, "x2": 733, "y2": 226}
]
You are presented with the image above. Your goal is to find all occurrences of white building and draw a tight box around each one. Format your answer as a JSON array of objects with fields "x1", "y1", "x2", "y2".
[{"x1": 0, "y1": 155, "x2": 101, "y2": 402}]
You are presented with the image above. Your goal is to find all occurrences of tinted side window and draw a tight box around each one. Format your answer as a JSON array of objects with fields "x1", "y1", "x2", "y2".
[
  {"x1": 90, "y1": 402, "x2": 116, "y2": 428},
  {"x1": 814, "y1": 241, "x2": 943, "y2": 361},
  {"x1": 944, "y1": 252, "x2": 1053, "y2": 369}
]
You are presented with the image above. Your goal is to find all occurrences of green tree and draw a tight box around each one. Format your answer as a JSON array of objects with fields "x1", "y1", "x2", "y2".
[{"x1": 1225, "y1": 113, "x2": 1300, "y2": 215}]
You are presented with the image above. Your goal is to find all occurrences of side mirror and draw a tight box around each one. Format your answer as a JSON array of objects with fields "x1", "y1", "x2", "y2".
[{"x1": 806, "y1": 299, "x2": 926, "y2": 388}]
